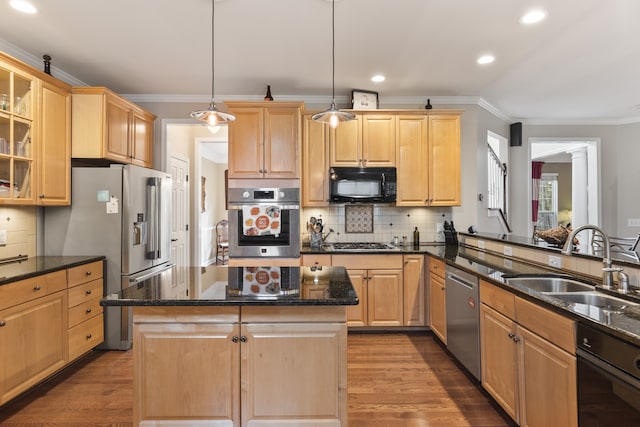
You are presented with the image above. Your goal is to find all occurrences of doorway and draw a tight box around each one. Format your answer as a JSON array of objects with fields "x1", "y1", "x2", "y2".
[{"x1": 528, "y1": 138, "x2": 600, "y2": 236}]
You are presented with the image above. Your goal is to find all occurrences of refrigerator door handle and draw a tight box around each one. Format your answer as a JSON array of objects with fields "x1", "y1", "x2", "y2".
[{"x1": 146, "y1": 177, "x2": 160, "y2": 259}]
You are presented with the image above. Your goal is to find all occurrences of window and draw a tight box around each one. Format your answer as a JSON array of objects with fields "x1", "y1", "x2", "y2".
[{"x1": 537, "y1": 173, "x2": 558, "y2": 230}]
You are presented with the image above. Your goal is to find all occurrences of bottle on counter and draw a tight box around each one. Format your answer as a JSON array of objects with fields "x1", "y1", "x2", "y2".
[{"x1": 413, "y1": 227, "x2": 420, "y2": 248}]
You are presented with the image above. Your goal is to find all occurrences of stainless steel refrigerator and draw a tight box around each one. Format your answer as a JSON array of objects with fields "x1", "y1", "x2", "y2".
[{"x1": 44, "y1": 164, "x2": 172, "y2": 350}]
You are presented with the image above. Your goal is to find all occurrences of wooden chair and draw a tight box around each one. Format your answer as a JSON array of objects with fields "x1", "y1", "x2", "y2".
[{"x1": 215, "y1": 219, "x2": 229, "y2": 265}]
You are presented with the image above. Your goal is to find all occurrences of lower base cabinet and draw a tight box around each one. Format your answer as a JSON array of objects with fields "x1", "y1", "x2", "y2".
[
  {"x1": 427, "y1": 256, "x2": 446, "y2": 343},
  {"x1": 133, "y1": 306, "x2": 347, "y2": 427},
  {"x1": 480, "y1": 280, "x2": 577, "y2": 427}
]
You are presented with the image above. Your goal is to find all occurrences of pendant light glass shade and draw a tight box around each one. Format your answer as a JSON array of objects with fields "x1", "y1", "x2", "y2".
[
  {"x1": 312, "y1": 0, "x2": 354, "y2": 128},
  {"x1": 190, "y1": 0, "x2": 235, "y2": 124}
]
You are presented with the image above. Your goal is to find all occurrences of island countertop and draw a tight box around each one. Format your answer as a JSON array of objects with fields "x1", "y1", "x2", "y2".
[{"x1": 101, "y1": 265, "x2": 358, "y2": 307}]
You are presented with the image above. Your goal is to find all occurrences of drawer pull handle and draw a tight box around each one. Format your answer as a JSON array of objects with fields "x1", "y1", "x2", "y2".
[
  {"x1": 85, "y1": 271, "x2": 92, "y2": 276},
  {"x1": 33, "y1": 285, "x2": 41, "y2": 291},
  {"x1": 85, "y1": 290, "x2": 92, "y2": 295},
  {"x1": 232, "y1": 336, "x2": 239, "y2": 343},
  {"x1": 86, "y1": 308, "x2": 92, "y2": 314},
  {"x1": 0, "y1": 320, "x2": 5, "y2": 327},
  {"x1": 86, "y1": 334, "x2": 92, "y2": 340},
  {"x1": 240, "y1": 336, "x2": 247, "y2": 343}
]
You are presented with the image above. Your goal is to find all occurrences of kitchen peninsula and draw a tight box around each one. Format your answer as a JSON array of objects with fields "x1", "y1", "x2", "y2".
[{"x1": 102, "y1": 265, "x2": 357, "y2": 427}]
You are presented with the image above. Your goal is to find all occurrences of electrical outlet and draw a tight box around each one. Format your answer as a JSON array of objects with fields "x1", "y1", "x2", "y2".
[
  {"x1": 628, "y1": 218, "x2": 640, "y2": 227},
  {"x1": 0, "y1": 230, "x2": 6, "y2": 246},
  {"x1": 478, "y1": 240, "x2": 485, "y2": 249},
  {"x1": 436, "y1": 222, "x2": 444, "y2": 233},
  {"x1": 503, "y1": 246, "x2": 513, "y2": 256},
  {"x1": 503, "y1": 259, "x2": 513, "y2": 269},
  {"x1": 548, "y1": 255, "x2": 562, "y2": 268}
]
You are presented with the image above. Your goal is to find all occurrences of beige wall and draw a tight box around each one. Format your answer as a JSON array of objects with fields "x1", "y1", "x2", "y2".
[{"x1": 541, "y1": 162, "x2": 572, "y2": 226}]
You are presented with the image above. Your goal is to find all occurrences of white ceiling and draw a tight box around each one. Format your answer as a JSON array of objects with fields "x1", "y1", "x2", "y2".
[{"x1": 1, "y1": 0, "x2": 639, "y2": 124}]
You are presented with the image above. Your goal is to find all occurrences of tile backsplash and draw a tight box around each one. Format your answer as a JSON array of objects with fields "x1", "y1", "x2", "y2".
[
  {"x1": 301, "y1": 205, "x2": 452, "y2": 244},
  {"x1": 0, "y1": 206, "x2": 37, "y2": 259}
]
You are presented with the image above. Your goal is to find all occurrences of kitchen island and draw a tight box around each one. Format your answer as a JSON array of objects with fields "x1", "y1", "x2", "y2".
[{"x1": 102, "y1": 265, "x2": 357, "y2": 427}]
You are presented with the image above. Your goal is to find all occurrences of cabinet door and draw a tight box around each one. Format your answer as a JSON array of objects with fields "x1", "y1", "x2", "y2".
[
  {"x1": 346, "y1": 269, "x2": 367, "y2": 327},
  {"x1": 330, "y1": 116, "x2": 361, "y2": 166},
  {"x1": 228, "y1": 107, "x2": 264, "y2": 178},
  {"x1": 367, "y1": 269, "x2": 403, "y2": 327},
  {"x1": 105, "y1": 95, "x2": 131, "y2": 163},
  {"x1": 302, "y1": 114, "x2": 329, "y2": 206},
  {"x1": 518, "y1": 326, "x2": 577, "y2": 427},
  {"x1": 264, "y1": 107, "x2": 299, "y2": 178},
  {"x1": 361, "y1": 114, "x2": 395, "y2": 167},
  {"x1": 241, "y1": 322, "x2": 346, "y2": 427},
  {"x1": 38, "y1": 81, "x2": 70, "y2": 205},
  {"x1": 429, "y1": 272, "x2": 447, "y2": 343},
  {"x1": 396, "y1": 115, "x2": 428, "y2": 206},
  {"x1": 130, "y1": 108, "x2": 154, "y2": 168},
  {"x1": 403, "y1": 254, "x2": 425, "y2": 326},
  {"x1": 480, "y1": 304, "x2": 519, "y2": 423},
  {"x1": 428, "y1": 115, "x2": 460, "y2": 206},
  {"x1": 0, "y1": 291, "x2": 67, "y2": 405},
  {"x1": 133, "y1": 322, "x2": 239, "y2": 426}
]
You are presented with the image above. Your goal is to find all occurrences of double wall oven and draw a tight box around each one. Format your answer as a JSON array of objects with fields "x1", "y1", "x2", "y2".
[{"x1": 228, "y1": 187, "x2": 300, "y2": 258}]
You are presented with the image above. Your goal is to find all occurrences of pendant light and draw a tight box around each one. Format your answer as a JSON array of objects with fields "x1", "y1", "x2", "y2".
[
  {"x1": 311, "y1": 0, "x2": 355, "y2": 128},
  {"x1": 190, "y1": 0, "x2": 235, "y2": 125}
]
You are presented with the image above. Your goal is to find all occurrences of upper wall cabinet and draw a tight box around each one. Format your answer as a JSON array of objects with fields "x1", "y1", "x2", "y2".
[
  {"x1": 71, "y1": 87, "x2": 156, "y2": 168},
  {"x1": 330, "y1": 113, "x2": 395, "y2": 167},
  {"x1": 302, "y1": 113, "x2": 330, "y2": 207},
  {"x1": 226, "y1": 101, "x2": 302, "y2": 179},
  {"x1": 396, "y1": 111, "x2": 461, "y2": 207},
  {"x1": 0, "y1": 52, "x2": 72, "y2": 206}
]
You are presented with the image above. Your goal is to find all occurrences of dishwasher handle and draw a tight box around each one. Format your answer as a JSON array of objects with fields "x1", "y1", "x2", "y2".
[{"x1": 446, "y1": 273, "x2": 476, "y2": 290}]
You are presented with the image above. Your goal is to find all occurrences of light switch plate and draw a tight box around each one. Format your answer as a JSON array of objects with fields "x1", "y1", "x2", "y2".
[
  {"x1": 0, "y1": 230, "x2": 6, "y2": 245},
  {"x1": 503, "y1": 246, "x2": 513, "y2": 256},
  {"x1": 548, "y1": 255, "x2": 562, "y2": 268},
  {"x1": 478, "y1": 240, "x2": 485, "y2": 249}
]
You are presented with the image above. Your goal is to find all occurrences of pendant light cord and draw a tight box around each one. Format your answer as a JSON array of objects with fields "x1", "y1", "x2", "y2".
[
  {"x1": 211, "y1": 0, "x2": 215, "y2": 104},
  {"x1": 331, "y1": 0, "x2": 335, "y2": 102}
]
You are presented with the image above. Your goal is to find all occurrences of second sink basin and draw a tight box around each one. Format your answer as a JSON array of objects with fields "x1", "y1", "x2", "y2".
[
  {"x1": 545, "y1": 292, "x2": 638, "y2": 310},
  {"x1": 504, "y1": 276, "x2": 595, "y2": 293}
]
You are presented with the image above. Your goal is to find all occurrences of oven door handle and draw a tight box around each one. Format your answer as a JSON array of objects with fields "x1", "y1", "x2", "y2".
[
  {"x1": 228, "y1": 204, "x2": 300, "y2": 210},
  {"x1": 577, "y1": 348, "x2": 640, "y2": 390}
]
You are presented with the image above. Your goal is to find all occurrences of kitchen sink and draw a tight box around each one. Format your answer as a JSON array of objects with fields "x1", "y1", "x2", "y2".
[
  {"x1": 545, "y1": 292, "x2": 638, "y2": 310},
  {"x1": 504, "y1": 276, "x2": 595, "y2": 293}
]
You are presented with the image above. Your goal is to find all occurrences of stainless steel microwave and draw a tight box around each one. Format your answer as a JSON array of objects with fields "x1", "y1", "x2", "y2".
[{"x1": 329, "y1": 167, "x2": 396, "y2": 203}]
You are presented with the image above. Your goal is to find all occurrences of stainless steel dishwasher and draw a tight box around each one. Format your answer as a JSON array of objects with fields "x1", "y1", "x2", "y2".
[{"x1": 445, "y1": 264, "x2": 481, "y2": 380}]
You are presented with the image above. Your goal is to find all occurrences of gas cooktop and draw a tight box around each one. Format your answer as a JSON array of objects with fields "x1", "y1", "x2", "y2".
[{"x1": 329, "y1": 242, "x2": 399, "y2": 251}]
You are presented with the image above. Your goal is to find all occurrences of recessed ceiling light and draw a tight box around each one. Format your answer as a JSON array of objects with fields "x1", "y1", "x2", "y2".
[
  {"x1": 520, "y1": 9, "x2": 547, "y2": 25},
  {"x1": 10, "y1": 0, "x2": 37, "y2": 13},
  {"x1": 477, "y1": 55, "x2": 495, "y2": 65},
  {"x1": 371, "y1": 75, "x2": 385, "y2": 83}
]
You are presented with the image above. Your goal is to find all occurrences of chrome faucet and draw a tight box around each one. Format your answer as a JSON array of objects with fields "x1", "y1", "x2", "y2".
[{"x1": 562, "y1": 224, "x2": 616, "y2": 289}]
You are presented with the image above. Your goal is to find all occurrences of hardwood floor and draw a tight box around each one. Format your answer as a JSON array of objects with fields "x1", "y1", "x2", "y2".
[{"x1": 0, "y1": 333, "x2": 514, "y2": 427}]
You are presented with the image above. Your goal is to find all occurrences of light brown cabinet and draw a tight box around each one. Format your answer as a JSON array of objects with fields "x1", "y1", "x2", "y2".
[
  {"x1": 302, "y1": 113, "x2": 330, "y2": 206},
  {"x1": 71, "y1": 87, "x2": 155, "y2": 168},
  {"x1": 133, "y1": 305, "x2": 347, "y2": 427},
  {"x1": 227, "y1": 101, "x2": 302, "y2": 179},
  {"x1": 0, "y1": 271, "x2": 67, "y2": 405},
  {"x1": 333, "y1": 254, "x2": 404, "y2": 327},
  {"x1": 66, "y1": 261, "x2": 104, "y2": 361},
  {"x1": 38, "y1": 79, "x2": 71, "y2": 205},
  {"x1": 396, "y1": 112, "x2": 461, "y2": 206},
  {"x1": 403, "y1": 254, "x2": 426, "y2": 326},
  {"x1": 428, "y1": 256, "x2": 447, "y2": 343},
  {"x1": 480, "y1": 280, "x2": 577, "y2": 427},
  {"x1": 330, "y1": 113, "x2": 395, "y2": 167}
]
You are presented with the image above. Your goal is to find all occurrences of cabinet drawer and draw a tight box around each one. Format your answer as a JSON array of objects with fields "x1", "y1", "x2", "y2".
[
  {"x1": 480, "y1": 280, "x2": 516, "y2": 320},
  {"x1": 68, "y1": 313, "x2": 104, "y2": 361},
  {"x1": 428, "y1": 256, "x2": 445, "y2": 278},
  {"x1": 332, "y1": 254, "x2": 402, "y2": 270},
  {"x1": 67, "y1": 261, "x2": 103, "y2": 288},
  {"x1": 68, "y1": 296, "x2": 103, "y2": 328},
  {"x1": 68, "y1": 278, "x2": 103, "y2": 308},
  {"x1": 515, "y1": 297, "x2": 575, "y2": 354},
  {"x1": 301, "y1": 254, "x2": 332, "y2": 267},
  {"x1": 0, "y1": 270, "x2": 67, "y2": 310}
]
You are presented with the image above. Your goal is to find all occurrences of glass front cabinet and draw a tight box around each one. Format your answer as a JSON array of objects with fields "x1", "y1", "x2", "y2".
[{"x1": 0, "y1": 63, "x2": 34, "y2": 203}]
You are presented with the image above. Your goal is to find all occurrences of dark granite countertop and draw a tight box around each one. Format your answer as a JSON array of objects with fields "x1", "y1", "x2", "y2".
[
  {"x1": 102, "y1": 265, "x2": 358, "y2": 307},
  {"x1": 301, "y1": 242, "x2": 446, "y2": 255},
  {"x1": 0, "y1": 256, "x2": 105, "y2": 285}
]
